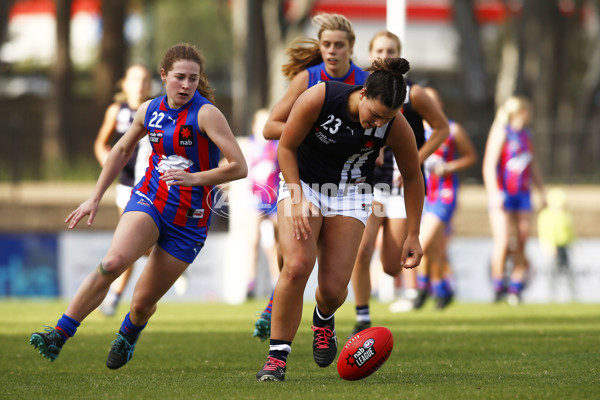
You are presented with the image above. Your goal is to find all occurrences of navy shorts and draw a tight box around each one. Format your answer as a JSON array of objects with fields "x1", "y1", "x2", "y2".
[
  {"x1": 124, "y1": 190, "x2": 207, "y2": 263},
  {"x1": 503, "y1": 191, "x2": 532, "y2": 212},
  {"x1": 424, "y1": 197, "x2": 456, "y2": 225}
]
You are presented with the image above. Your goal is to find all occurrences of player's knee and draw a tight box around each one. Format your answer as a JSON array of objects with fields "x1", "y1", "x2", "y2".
[
  {"x1": 381, "y1": 262, "x2": 401, "y2": 277},
  {"x1": 130, "y1": 298, "x2": 157, "y2": 318},
  {"x1": 101, "y1": 254, "x2": 131, "y2": 275},
  {"x1": 281, "y1": 257, "x2": 313, "y2": 282},
  {"x1": 319, "y1": 284, "x2": 347, "y2": 307}
]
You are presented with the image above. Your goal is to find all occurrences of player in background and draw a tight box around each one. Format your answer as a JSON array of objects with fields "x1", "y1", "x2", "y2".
[
  {"x1": 93, "y1": 64, "x2": 154, "y2": 316},
  {"x1": 256, "y1": 58, "x2": 424, "y2": 382},
  {"x1": 482, "y1": 95, "x2": 546, "y2": 305},
  {"x1": 350, "y1": 30, "x2": 448, "y2": 332},
  {"x1": 30, "y1": 43, "x2": 247, "y2": 368},
  {"x1": 412, "y1": 86, "x2": 478, "y2": 309},
  {"x1": 254, "y1": 12, "x2": 369, "y2": 341},
  {"x1": 537, "y1": 187, "x2": 576, "y2": 301},
  {"x1": 242, "y1": 109, "x2": 282, "y2": 299}
]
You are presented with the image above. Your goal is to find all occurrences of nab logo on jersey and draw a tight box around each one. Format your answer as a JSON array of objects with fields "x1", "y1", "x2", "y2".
[{"x1": 178, "y1": 125, "x2": 194, "y2": 146}]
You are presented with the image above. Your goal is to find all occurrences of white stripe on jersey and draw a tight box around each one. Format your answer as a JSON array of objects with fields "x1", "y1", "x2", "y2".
[
  {"x1": 363, "y1": 123, "x2": 389, "y2": 138},
  {"x1": 340, "y1": 149, "x2": 376, "y2": 185}
]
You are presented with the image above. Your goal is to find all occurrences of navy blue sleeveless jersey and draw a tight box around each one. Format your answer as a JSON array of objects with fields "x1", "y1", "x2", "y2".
[
  {"x1": 297, "y1": 81, "x2": 393, "y2": 188},
  {"x1": 114, "y1": 102, "x2": 140, "y2": 187},
  {"x1": 306, "y1": 61, "x2": 369, "y2": 88},
  {"x1": 133, "y1": 91, "x2": 221, "y2": 228}
]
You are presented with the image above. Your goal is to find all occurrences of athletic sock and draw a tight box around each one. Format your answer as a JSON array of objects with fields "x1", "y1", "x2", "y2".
[
  {"x1": 120, "y1": 312, "x2": 147, "y2": 336},
  {"x1": 493, "y1": 278, "x2": 505, "y2": 293},
  {"x1": 56, "y1": 314, "x2": 80, "y2": 341},
  {"x1": 268, "y1": 339, "x2": 291, "y2": 362},
  {"x1": 442, "y1": 278, "x2": 453, "y2": 294},
  {"x1": 417, "y1": 274, "x2": 430, "y2": 291},
  {"x1": 263, "y1": 291, "x2": 274, "y2": 315},
  {"x1": 432, "y1": 280, "x2": 449, "y2": 298},
  {"x1": 313, "y1": 306, "x2": 334, "y2": 326},
  {"x1": 355, "y1": 305, "x2": 370, "y2": 323},
  {"x1": 508, "y1": 280, "x2": 524, "y2": 295},
  {"x1": 404, "y1": 288, "x2": 419, "y2": 300}
]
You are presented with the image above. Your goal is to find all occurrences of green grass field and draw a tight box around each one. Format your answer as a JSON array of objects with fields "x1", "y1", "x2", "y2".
[{"x1": 1, "y1": 300, "x2": 598, "y2": 399}]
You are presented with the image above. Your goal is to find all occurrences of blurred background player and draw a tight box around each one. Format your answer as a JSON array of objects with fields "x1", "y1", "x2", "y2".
[
  {"x1": 482, "y1": 95, "x2": 546, "y2": 305},
  {"x1": 349, "y1": 30, "x2": 448, "y2": 333},
  {"x1": 537, "y1": 187, "x2": 576, "y2": 301},
  {"x1": 254, "y1": 12, "x2": 369, "y2": 341},
  {"x1": 93, "y1": 64, "x2": 154, "y2": 316},
  {"x1": 402, "y1": 86, "x2": 478, "y2": 310},
  {"x1": 242, "y1": 108, "x2": 282, "y2": 299}
]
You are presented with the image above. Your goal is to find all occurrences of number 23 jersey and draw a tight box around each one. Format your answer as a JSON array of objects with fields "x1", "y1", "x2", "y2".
[
  {"x1": 134, "y1": 91, "x2": 221, "y2": 228},
  {"x1": 297, "y1": 81, "x2": 393, "y2": 188}
]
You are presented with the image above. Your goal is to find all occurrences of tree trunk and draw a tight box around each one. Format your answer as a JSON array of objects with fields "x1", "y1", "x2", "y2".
[
  {"x1": 0, "y1": 0, "x2": 14, "y2": 48},
  {"x1": 42, "y1": 0, "x2": 71, "y2": 178},
  {"x1": 452, "y1": 0, "x2": 489, "y2": 104},
  {"x1": 95, "y1": 0, "x2": 127, "y2": 118}
]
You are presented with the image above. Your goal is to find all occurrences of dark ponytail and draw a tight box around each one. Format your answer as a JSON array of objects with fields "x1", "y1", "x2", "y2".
[{"x1": 364, "y1": 58, "x2": 410, "y2": 109}]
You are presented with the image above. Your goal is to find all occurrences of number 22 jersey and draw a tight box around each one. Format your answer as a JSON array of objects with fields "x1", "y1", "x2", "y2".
[{"x1": 133, "y1": 91, "x2": 221, "y2": 228}]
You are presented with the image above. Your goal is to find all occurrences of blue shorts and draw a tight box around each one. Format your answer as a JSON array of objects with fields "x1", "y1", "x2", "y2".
[
  {"x1": 424, "y1": 197, "x2": 456, "y2": 225},
  {"x1": 124, "y1": 190, "x2": 207, "y2": 263},
  {"x1": 503, "y1": 191, "x2": 532, "y2": 212}
]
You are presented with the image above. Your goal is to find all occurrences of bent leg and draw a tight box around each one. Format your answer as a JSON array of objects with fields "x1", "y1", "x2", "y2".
[
  {"x1": 380, "y1": 218, "x2": 407, "y2": 276},
  {"x1": 351, "y1": 210, "x2": 384, "y2": 307},
  {"x1": 128, "y1": 246, "x2": 190, "y2": 326},
  {"x1": 65, "y1": 211, "x2": 159, "y2": 322},
  {"x1": 270, "y1": 199, "x2": 322, "y2": 342},
  {"x1": 316, "y1": 215, "x2": 365, "y2": 315}
]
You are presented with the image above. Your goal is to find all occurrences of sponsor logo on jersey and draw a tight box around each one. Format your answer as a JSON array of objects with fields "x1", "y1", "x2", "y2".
[
  {"x1": 149, "y1": 130, "x2": 164, "y2": 144},
  {"x1": 186, "y1": 208, "x2": 205, "y2": 218},
  {"x1": 178, "y1": 125, "x2": 194, "y2": 146}
]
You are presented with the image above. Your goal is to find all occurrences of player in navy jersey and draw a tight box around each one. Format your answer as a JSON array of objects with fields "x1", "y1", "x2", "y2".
[
  {"x1": 30, "y1": 43, "x2": 247, "y2": 368},
  {"x1": 254, "y1": 12, "x2": 369, "y2": 341},
  {"x1": 93, "y1": 64, "x2": 154, "y2": 317},
  {"x1": 256, "y1": 58, "x2": 424, "y2": 382},
  {"x1": 349, "y1": 31, "x2": 449, "y2": 331},
  {"x1": 482, "y1": 95, "x2": 546, "y2": 305}
]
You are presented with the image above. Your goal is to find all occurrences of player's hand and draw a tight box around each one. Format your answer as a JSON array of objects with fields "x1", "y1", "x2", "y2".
[
  {"x1": 400, "y1": 234, "x2": 423, "y2": 269},
  {"x1": 65, "y1": 198, "x2": 100, "y2": 229},
  {"x1": 433, "y1": 163, "x2": 448, "y2": 176},
  {"x1": 290, "y1": 196, "x2": 317, "y2": 240},
  {"x1": 160, "y1": 169, "x2": 195, "y2": 187}
]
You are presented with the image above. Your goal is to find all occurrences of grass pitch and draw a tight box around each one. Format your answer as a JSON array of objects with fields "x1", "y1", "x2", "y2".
[{"x1": 1, "y1": 299, "x2": 598, "y2": 399}]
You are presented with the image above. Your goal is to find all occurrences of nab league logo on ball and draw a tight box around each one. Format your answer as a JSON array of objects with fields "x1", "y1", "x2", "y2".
[
  {"x1": 345, "y1": 338, "x2": 376, "y2": 368},
  {"x1": 208, "y1": 182, "x2": 278, "y2": 218}
]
